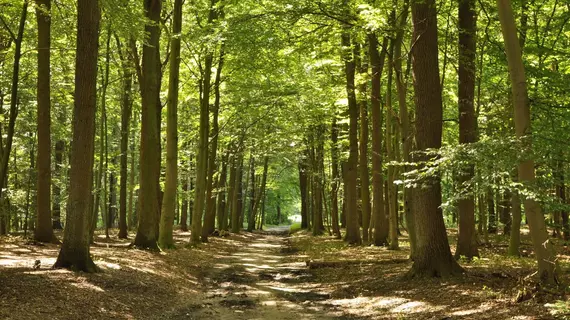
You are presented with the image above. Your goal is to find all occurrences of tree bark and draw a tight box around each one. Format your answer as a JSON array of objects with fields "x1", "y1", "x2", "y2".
[
  {"x1": 216, "y1": 152, "x2": 228, "y2": 231},
  {"x1": 203, "y1": 43, "x2": 225, "y2": 240},
  {"x1": 355, "y1": 42, "x2": 371, "y2": 243},
  {"x1": 330, "y1": 117, "x2": 341, "y2": 238},
  {"x1": 117, "y1": 37, "x2": 133, "y2": 239},
  {"x1": 35, "y1": 0, "x2": 56, "y2": 243},
  {"x1": 409, "y1": 0, "x2": 462, "y2": 277},
  {"x1": 133, "y1": 0, "x2": 161, "y2": 249},
  {"x1": 53, "y1": 0, "x2": 100, "y2": 272},
  {"x1": 369, "y1": 33, "x2": 389, "y2": 246},
  {"x1": 497, "y1": 0, "x2": 557, "y2": 284},
  {"x1": 386, "y1": 36, "x2": 399, "y2": 250},
  {"x1": 454, "y1": 0, "x2": 479, "y2": 260},
  {"x1": 0, "y1": 1, "x2": 27, "y2": 227},
  {"x1": 341, "y1": 30, "x2": 362, "y2": 245},
  {"x1": 158, "y1": 0, "x2": 182, "y2": 248}
]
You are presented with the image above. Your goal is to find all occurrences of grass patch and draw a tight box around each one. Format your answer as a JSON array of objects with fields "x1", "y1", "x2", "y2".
[{"x1": 289, "y1": 222, "x2": 302, "y2": 234}]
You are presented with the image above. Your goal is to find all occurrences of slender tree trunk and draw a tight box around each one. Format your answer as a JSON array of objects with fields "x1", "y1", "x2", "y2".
[
  {"x1": 35, "y1": 0, "x2": 56, "y2": 243},
  {"x1": 355, "y1": 43, "x2": 371, "y2": 243},
  {"x1": 134, "y1": 0, "x2": 161, "y2": 249},
  {"x1": 497, "y1": 0, "x2": 557, "y2": 284},
  {"x1": 216, "y1": 153, "x2": 228, "y2": 231},
  {"x1": 0, "y1": 1, "x2": 27, "y2": 219},
  {"x1": 158, "y1": 0, "x2": 182, "y2": 248},
  {"x1": 102, "y1": 30, "x2": 112, "y2": 239},
  {"x1": 386, "y1": 37, "x2": 399, "y2": 250},
  {"x1": 487, "y1": 189, "x2": 497, "y2": 233},
  {"x1": 117, "y1": 44, "x2": 133, "y2": 239},
  {"x1": 53, "y1": 0, "x2": 100, "y2": 272},
  {"x1": 369, "y1": 34, "x2": 389, "y2": 246},
  {"x1": 127, "y1": 115, "x2": 137, "y2": 230},
  {"x1": 455, "y1": 0, "x2": 479, "y2": 260},
  {"x1": 247, "y1": 156, "x2": 256, "y2": 232},
  {"x1": 231, "y1": 153, "x2": 243, "y2": 233},
  {"x1": 393, "y1": 0, "x2": 413, "y2": 256},
  {"x1": 52, "y1": 140, "x2": 64, "y2": 230},
  {"x1": 341, "y1": 30, "x2": 362, "y2": 245},
  {"x1": 330, "y1": 117, "x2": 341, "y2": 238},
  {"x1": 409, "y1": 0, "x2": 462, "y2": 277},
  {"x1": 203, "y1": 44, "x2": 225, "y2": 239},
  {"x1": 299, "y1": 157, "x2": 309, "y2": 229},
  {"x1": 508, "y1": 178, "x2": 521, "y2": 256},
  {"x1": 225, "y1": 154, "x2": 236, "y2": 232}
]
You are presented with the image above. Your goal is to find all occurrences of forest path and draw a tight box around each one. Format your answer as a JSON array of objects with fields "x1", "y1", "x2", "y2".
[{"x1": 185, "y1": 230, "x2": 342, "y2": 320}]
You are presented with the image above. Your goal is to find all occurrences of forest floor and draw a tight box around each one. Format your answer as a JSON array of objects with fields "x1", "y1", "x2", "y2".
[{"x1": 0, "y1": 227, "x2": 568, "y2": 319}]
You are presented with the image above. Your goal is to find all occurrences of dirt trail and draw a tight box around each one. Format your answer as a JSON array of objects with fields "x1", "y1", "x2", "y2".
[{"x1": 185, "y1": 230, "x2": 342, "y2": 320}]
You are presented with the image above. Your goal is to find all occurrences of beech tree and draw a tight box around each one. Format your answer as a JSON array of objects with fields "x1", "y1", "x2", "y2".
[{"x1": 53, "y1": 0, "x2": 100, "y2": 272}]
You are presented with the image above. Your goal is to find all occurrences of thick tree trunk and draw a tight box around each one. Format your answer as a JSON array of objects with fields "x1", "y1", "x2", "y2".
[
  {"x1": 368, "y1": 34, "x2": 389, "y2": 246},
  {"x1": 342, "y1": 30, "x2": 362, "y2": 245},
  {"x1": 53, "y1": 0, "x2": 100, "y2": 272},
  {"x1": 497, "y1": 0, "x2": 557, "y2": 284},
  {"x1": 158, "y1": 0, "x2": 182, "y2": 248},
  {"x1": 133, "y1": 0, "x2": 161, "y2": 250},
  {"x1": 454, "y1": 0, "x2": 479, "y2": 260},
  {"x1": 35, "y1": 0, "x2": 56, "y2": 243},
  {"x1": 409, "y1": 0, "x2": 462, "y2": 277}
]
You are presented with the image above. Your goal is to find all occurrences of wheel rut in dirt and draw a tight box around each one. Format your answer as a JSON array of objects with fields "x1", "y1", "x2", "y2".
[{"x1": 186, "y1": 231, "x2": 346, "y2": 320}]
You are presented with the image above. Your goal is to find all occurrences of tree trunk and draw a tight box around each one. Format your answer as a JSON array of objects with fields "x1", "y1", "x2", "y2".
[
  {"x1": 216, "y1": 152, "x2": 228, "y2": 231},
  {"x1": 487, "y1": 189, "x2": 497, "y2": 233},
  {"x1": 247, "y1": 156, "x2": 256, "y2": 232},
  {"x1": 53, "y1": 0, "x2": 100, "y2": 272},
  {"x1": 330, "y1": 117, "x2": 341, "y2": 238},
  {"x1": 341, "y1": 30, "x2": 362, "y2": 245},
  {"x1": 299, "y1": 157, "x2": 309, "y2": 229},
  {"x1": 117, "y1": 40, "x2": 133, "y2": 239},
  {"x1": 127, "y1": 115, "x2": 137, "y2": 230},
  {"x1": 231, "y1": 153, "x2": 243, "y2": 233},
  {"x1": 356, "y1": 43, "x2": 371, "y2": 243},
  {"x1": 497, "y1": 0, "x2": 557, "y2": 284},
  {"x1": 35, "y1": 0, "x2": 56, "y2": 243},
  {"x1": 386, "y1": 37, "x2": 399, "y2": 250},
  {"x1": 158, "y1": 0, "x2": 182, "y2": 248},
  {"x1": 369, "y1": 33, "x2": 389, "y2": 246},
  {"x1": 203, "y1": 44, "x2": 225, "y2": 240},
  {"x1": 393, "y1": 0, "x2": 414, "y2": 256},
  {"x1": 409, "y1": 0, "x2": 462, "y2": 277},
  {"x1": 52, "y1": 140, "x2": 64, "y2": 230},
  {"x1": 0, "y1": 1, "x2": 27, "y2": 223},
  {"x1": 133, "y1": 0, "x2": 161, "y2": 250},
  {"x1": 454, "y1": 0, "x2": 479, "y2": 260},
  {"x1": 225, "y1": 154, "x2": 236, "y2": 232},
  {"x1": 508, "y1": 180, "x2": 521, "y2": 256}
]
